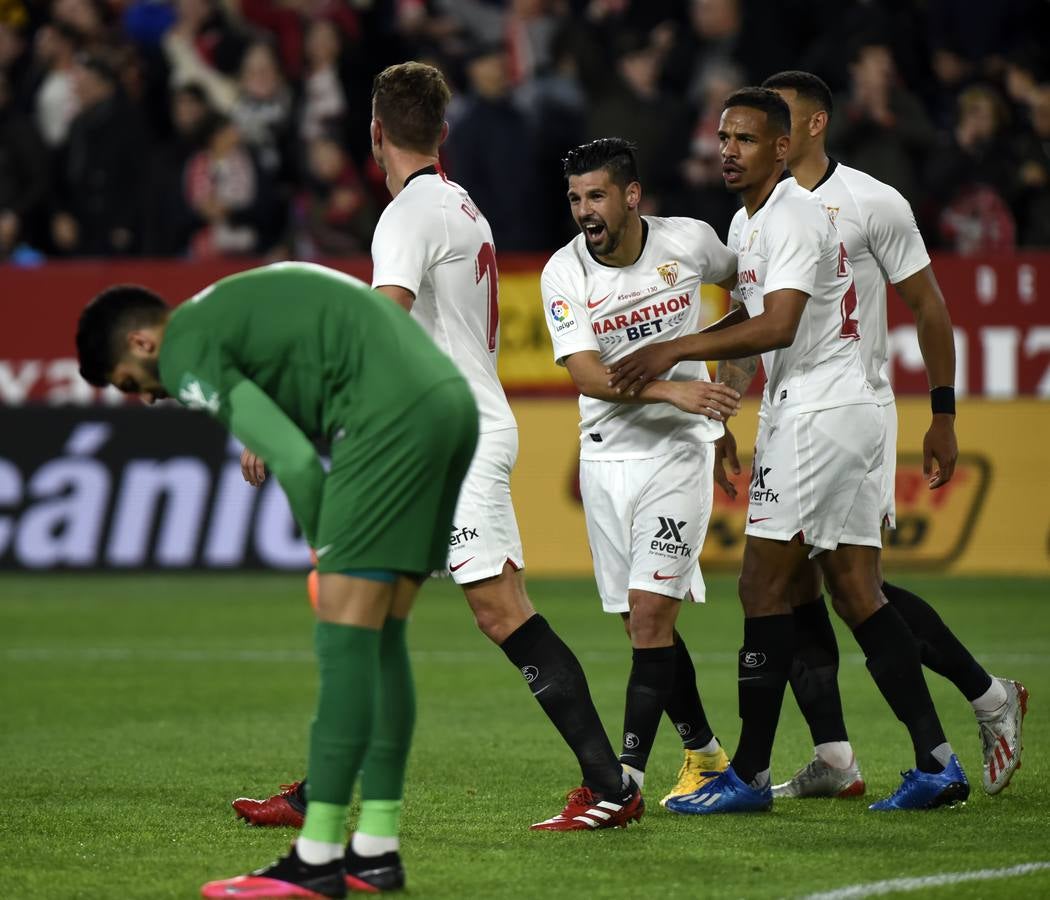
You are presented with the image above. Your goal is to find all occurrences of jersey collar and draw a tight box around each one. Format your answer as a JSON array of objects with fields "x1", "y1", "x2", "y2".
[
  {"x1": 403, "y1": 163, "x2": 447, "y2": 188},
  {"x1": 749, "y1": 169, "x2": 792, "y2": 218},
  {"x1": 812, "y1": 157, "x2": 839, "y2": 191}
]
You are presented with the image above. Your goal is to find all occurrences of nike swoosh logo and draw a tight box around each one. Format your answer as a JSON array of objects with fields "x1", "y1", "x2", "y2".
[
  {"x1": 653, "y1": 571, "x2": 681, "y2": 581},
  {"x1": 748, "y1": 516, "x2": 772, "y2": 524},
  {"x1": 315, "y1": 544, "x2": 334, "y2": 558},
  {"x1": 449, "y1": 557, "x2": 475, "y2": 572},
  {"x1": 587, "y1": 291, "x2": 613, "y2": 309}
]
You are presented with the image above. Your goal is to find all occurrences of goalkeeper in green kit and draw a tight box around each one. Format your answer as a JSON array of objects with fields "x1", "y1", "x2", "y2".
[{"x1": 75, "y1": 261, "x2": 479, "y2": 899}]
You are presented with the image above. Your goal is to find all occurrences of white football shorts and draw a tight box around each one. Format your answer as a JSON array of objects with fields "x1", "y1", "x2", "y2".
[
  {"x1": 580, "y1": 443, "x2": 712, "y2": 614},
  {"x1": 879, "y1": 400, "x2": 898, "y2": 529},
  {"x1": 745, "y1": 403, "x2": 884, "y2": 556},
  {"x1": 446, "y1": 427, "x2": 525, "y2": 584}
]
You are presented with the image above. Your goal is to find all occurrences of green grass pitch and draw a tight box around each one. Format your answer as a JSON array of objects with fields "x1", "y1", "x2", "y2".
[{"x1": 2, "y1": 573, "x2": 1047, "y2": 899}]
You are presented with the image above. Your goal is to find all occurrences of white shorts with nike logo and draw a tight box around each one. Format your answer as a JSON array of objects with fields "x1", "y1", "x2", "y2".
[
  {"x1": 746, "y1": 402, "x2": 884, "y2": 556},
  {"x1": 580, "y1": 443, "x2": 712, "y2": 614},
  {"x1": 445, "y1": 427, "x2": 525, "y2": 584}
]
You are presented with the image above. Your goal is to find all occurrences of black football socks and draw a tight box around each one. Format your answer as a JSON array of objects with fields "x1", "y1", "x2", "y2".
[
  {"x1": 852, "y1": 604, "x2": 949, "y2": 773},
  {"x1": 619, "y1": 645, "x2": 676, "y2": 775},
  {"x1": 882, "y1": 581, "x2": 993, "y2": 702},
  {"x1": 500, "y1": 614, "x2": 623, "y2": 795},
  {"x1": 663, "y1": 631, "x2": 716, "y2": 750},
  {"x1": 732, "y1": 614, "x2": 794, "y2": 785},
  {"x1": 788, "y1": 596, "x2": 850, "y2": 745}
]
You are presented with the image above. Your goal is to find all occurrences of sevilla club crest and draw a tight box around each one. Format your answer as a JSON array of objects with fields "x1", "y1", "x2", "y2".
[{"x1": 657, "y1": 261, "x2": 679, "y2": 287}]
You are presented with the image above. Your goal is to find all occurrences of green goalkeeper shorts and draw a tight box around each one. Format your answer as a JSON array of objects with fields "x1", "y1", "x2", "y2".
[{"x1": 314, "y1": 376, "x2": 478, "y2": 576}]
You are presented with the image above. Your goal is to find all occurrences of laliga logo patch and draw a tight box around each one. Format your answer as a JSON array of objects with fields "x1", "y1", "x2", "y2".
[
  {"x1": 741, "y1": 651, "x2": 766, "y2": 668},
  {"x1": 521, "y1": 665, "x2": 539, "y2": 683},
  {"x1": 548, "y1": 298, "x2": 578, "y2": 335}
]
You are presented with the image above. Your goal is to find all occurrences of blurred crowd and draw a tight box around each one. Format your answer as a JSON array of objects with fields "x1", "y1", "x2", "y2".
[{"x1": 1, "y1": 0, "x2": 1049, "y2": 262}]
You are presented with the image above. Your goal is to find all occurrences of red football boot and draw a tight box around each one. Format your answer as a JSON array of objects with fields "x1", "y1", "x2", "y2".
[
  {"x1": 530, "y1": 779, "x2": 644, "y2": 831},
  {"x1": 232, "y1": 781, "x2": 307, "y2": 828}
]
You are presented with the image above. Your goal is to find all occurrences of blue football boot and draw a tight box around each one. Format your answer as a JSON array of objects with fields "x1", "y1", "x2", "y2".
[
  {"x1": 665, "y1": 765, "x2": 773, "y2": 815},
  {"x1": 869, "y1": 754, "x2": 970, "y2": 810}
]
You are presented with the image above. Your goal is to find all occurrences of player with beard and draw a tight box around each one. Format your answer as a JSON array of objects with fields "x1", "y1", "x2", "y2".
[
  {"x1": 734, "y1": 70, "x2": 1025, "y2": 800},
  {"x1": 608, "y1": 89, "x2": 970, "y2": 813},
  {"x1": 232, "y1": 62, "x2": 644, "y2": 840},
  {"x1": 540, "y1": 137, "x2": 744, "y2": 810}
]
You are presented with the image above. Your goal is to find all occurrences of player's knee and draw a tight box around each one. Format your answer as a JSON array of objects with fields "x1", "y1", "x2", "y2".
[
  {"x1": 626, "y1": 598, "x2": 675, "y2": 646},
  {"x1": 737, "y1": 566, "x2": 790, "y2": 617},
  {"x1": 828, "y1": 580, "x2": 882, "y2": 629}
]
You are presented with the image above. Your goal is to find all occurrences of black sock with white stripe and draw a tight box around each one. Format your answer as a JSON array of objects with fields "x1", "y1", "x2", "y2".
[
  {"x1": 664, "y1": 631, "x2": 716, "y2": 750},
  {"x1": 882, "y1": 581, "x2": 992, "y2": 702},
  {"x1": 620, "y1": 645, "x2": 676, "y2": 773},
  {"x1": 852, "y1": 604, "x2": 948, "y2": 773},
  {"x1": 732, "y1": 614, "x2": 794, "y2": 785},
  {"x1": 500, "y1": 614, "x2": 623, "y2": 796}
]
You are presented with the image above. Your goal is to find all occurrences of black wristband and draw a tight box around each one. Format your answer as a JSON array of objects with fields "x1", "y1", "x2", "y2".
[{"x1": 930, "y1": 385, "x2": 955, "y2": 415}]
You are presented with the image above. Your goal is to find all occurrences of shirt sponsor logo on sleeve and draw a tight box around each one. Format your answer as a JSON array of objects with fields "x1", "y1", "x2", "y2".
[{"x1": 548, "y1": 298, "x2": 579, "y2": 335}]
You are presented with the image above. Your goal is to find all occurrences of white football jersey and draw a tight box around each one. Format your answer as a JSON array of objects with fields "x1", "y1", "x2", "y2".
[
  {"x1": 542, "y1": 216, "x2": 737, "y2": 460},
  {"x1": 727, "y1": 177, "x2": 873, "y2": 414},
  {"x1": 809, "y1": 161, "x2": 931, "y2": 404},
  {"x1": 371, "y1": 168, "x2": 516, "y2": 434}
]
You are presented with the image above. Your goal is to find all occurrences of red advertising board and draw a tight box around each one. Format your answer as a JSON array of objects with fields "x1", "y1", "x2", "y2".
[{"x1": 1, "y1": 253, "x2": 1048, "y2": 402}]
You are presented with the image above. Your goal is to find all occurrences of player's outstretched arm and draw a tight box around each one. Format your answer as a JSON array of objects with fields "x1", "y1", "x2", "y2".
[
  {"x1": 894, "y1": 266, "x2": 958, "y2": 488},
  {"x1": 565, "y1": 350, "x2": 740, "y2": 421},
  {"x1": 608, "y1": 289, "x2": 806, "y2": 396}
]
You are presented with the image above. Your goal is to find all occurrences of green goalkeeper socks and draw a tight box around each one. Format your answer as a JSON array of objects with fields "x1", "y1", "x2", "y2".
[
  {"x1": 303, "y1": 620, "x2": 381, "y2": 843},
  {"x1": 360, "y1": 616, "x2": 416, "y2": 806}
]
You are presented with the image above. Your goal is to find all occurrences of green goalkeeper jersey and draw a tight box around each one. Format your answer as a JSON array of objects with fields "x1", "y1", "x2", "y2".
[{"x1": 158, "y1": 262, "x2": 465, "y2": 547}]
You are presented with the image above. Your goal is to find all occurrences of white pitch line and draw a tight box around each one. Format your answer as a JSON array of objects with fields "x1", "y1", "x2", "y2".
[{"x1": 801, "y1": 861, "x2": 1050, "y2": 900}]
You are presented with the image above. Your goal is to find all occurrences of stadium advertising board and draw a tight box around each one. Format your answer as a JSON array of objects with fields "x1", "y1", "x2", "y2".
[
  {"x1": 0, "y1": 407, "x2": 309, "y2": 571},
  {"x1": 510, "y1": 398, "x2": 1050, "y2": 578},
  {"x1": 0, "y1": 399, "x2": 1046, "y2": 574},
  {"x1": 1, "y1": 253, "x2": 1048, "y2": 401}
]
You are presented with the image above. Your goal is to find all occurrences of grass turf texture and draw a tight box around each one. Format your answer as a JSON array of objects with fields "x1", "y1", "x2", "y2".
[{"x1": 2, "y1": 574, "x2": 1047, "y2": 900}]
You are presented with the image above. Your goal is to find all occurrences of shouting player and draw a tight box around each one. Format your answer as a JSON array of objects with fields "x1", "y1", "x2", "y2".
[
  {"x1": 540, "y1": 137, "x2": 743, "y2": 808},
  {"x1": 609, "y1": 88, "x2": 969, "y2": 813},
  {"x1": 740, "y1": 70, "x2": 1026, "y2": 799},
  {"x1": 75, "y1": 262, "x2": 478, "y2": 898},
  {"x1": 234, "y1": 63, "x2": 642, "y2": 836}
]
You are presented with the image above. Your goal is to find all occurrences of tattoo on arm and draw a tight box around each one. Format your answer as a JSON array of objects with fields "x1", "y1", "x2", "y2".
[{"x1": 716, "y1": 355, "x2": 759, "y2": 394}]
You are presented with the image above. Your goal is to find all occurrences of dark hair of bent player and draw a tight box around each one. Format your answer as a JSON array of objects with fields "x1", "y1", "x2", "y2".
[
  {"x1": 722, "y1": 87, "x2": 792, "y2": 136},
  {"x1": 372, "y1": 61, "x2": 452, "y2": 154},
  {"x1": 761, "y1": 70, "x2": 834, "y2": 117},
  {"x1": 562, "y1": 138, "x2": 640, "y2": 188},
  {"x1": 76, "y1": 285, "x2": 168, "y2": 387}
]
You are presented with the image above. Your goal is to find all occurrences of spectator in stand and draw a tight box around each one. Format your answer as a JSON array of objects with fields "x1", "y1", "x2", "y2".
[
  {"x1": 927, "y1": 85, "x2": 1018, "y2": 254},
  {"x1": 827, "y1": 40, "x2": 935, "y2": 206},
  {"x1": 162, "y1": 0, "x2": 243, "y2": 113},
  {"x1": 52, "y1": 0, "x2": 112, "y2": 48},
  {"x1": 585, "y1": 31, "x2": 690, "y2": 214},
  {"x1": 183, "y1": 115, "x2": 281, "y2": 258},
  {"x1": 444, "y1": 43, "x2": 542, "y2": 251},
  {"x1": 1016, "y1": 85, "x2": 1050, "y2": 245},
  {"x1": 51, "y1": 52, "x2": 147, "y2": 255},
  {"x1": 143, "y1": 82, "x2": 214, "y2": 254},
  {"x1": 231, "y1": 39, "x2": 293, "y2": 180},
  {"x1": 664, "y1": 59, "x2": 742, "y2": 237},
  {"x1": 0, "y1": 69, "x2": 47, "y2": 257},
  {"x1": 296, "y1": 16, "x2": 373, "y2": 167},
  {"x1": 30, "y1": 21, "x2": 79, "y2": 149},
  {"x1": 294, "y1": 133, "x2": 375, "y2": 257}
]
